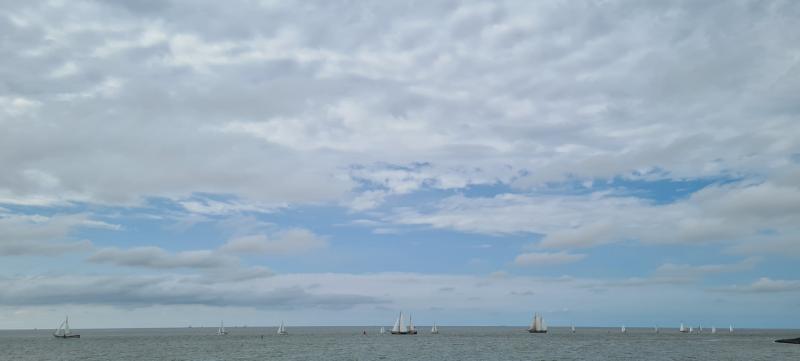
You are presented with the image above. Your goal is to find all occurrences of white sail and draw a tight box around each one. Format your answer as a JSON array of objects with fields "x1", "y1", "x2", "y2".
[
  {"x1": 431, "y1": 322, "x2": 438, "y2": 334},
  {"x1": 529, "y1": 314, "x2": 537, "y2": 330},
  {"x1": 711, "y1": 326, "x2": 716, "y2": 334},
  {"x1": 621, "y1": 325, "x2": 626, "y2": 333},
  {"x1": 729, "y1": 325, "x2": 733, "y2": 333},
  {"x1": 571, "y1": 325, "x2": 575, "y2": 333},
  {"x1": 380, "y1": 327, "x2": 386, "y2": 334},
  {"x1": 541, "y1": 319, "x2": 547, "y2": 331},
  {"x1": 65, "y1": 316, "x2": 70, "y2": 335},
  {"x1": 400, "y1": 313, "x2": 406, "y2": 333},
  {"x1": 277, "y1": 321, "x2": 287, "y2": 335},
  {"x1": 689, "y1": 327, "x2": 694, "y2": 333},
  {"x1": 54, "y1": 320, "x2": 65, "y2": 336},
  {"x1": 679, "y1": 323, "x2": 686, "y2": 332},
  {"x1": 408, "y1": 315, "x2": 415, "y2": 332},
  {"x1": 392, "y1": 313, "x2": 401, "y2": 333},
  {"x1": 655, "y1": 325, "x2": 659, "y2": 333}
]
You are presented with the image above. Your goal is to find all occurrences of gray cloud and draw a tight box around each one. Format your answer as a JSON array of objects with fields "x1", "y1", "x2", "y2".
[
  {"x1": 0, "y1": 213, "x2": 115, "y2": 256},
  {"x1": 0, "y1": 274, "x2": 385, "y2": 309},
  {"x1": 87, "y1": 246, "x2": 237, "y2": 269}
]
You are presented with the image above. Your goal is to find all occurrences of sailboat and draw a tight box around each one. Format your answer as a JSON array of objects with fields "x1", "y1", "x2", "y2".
[
  {"x1": 571, "y1": 325, "x2": 576, "y2": 333},
  {"x1": 655, "y1": 325, "x2": 659, "y2": 334},
  {"x1": 407, "y1": 315, "x2": 418, "y2": 335},
  {"x1": 711, "y1": 326, "x2": 716, "y2": 334},
  {"x1": 527, "y1": 313, "x2": 547, "y2": 333},
  {"x1": 698, "y1": 323, "x2": 703, "y2": 333},
  {"x1": 390, "y1": 312, "x2": 416, "y2": 335},
  {"x1": 216, "y1": 321, "x2": 228, "y2": 335},
  {"x1": 679, "y1": 323, "x2": 688, "y2": 333},
  {"x1": 729, "y1": 325, "x2": 734, "y2": 333},
  {"x1": 53, "y1": 316, "x2": 80, "y2": 339},
  {"x1": 689, "y1": 327, "x2": 694, "y2": 333},
  {"x1": 380, "y1": 327, "x2": 386, "y2": 335},
  {"x1": 431, "y1": 322, "x2": 439, "y2": 334},
  {"x1": 621, "y1": 325, "x2": 626, "y2": 333},
  {"x1": 277, "y1": 321, "x2": 288, "y2": 335}
]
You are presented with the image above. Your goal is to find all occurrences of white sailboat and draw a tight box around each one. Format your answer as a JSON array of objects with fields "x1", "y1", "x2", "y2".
[
  {"x1": 431, "y1": 322, "x2": 439, "y2": 334},
  {"x1": 277, "y1": 321, "x2": 288, "y2": 335},
  {"x1": 621, "y1": 325, "x2": 626, "y2": 333},
  {"x1": 380, "y1": 326, "x2": 386, "y2": 334},
  {"x1": 689, "y1": 326, "x2": 694, "y2": 333},
  {"x1": 216, "y1": 321, "x2": 228, "y2": 335},
  {"x1": 571, "y1": 325, "x2": 576, "y2": 333},
  {"x1": 528, "y1": 313, "x2": 547, "y2": 333},
  {"x1": 711, "y1": 326, "x2": 716, "y2": 334},
  {"x1": 679, "y1": 323, "x2": 688, "y2": 333},
  {"x1": 729, "y1": 325, "x2": 734, "y2": 333},
  {"x1": 53, "y1": 316, "x2": 80, "y2": 339},
  {"x1": 390, "y1": 312, "x2": 416, "y2": 335},
  {"x1": 698, "y1": 323, "x2": 703, "y2": 333}
]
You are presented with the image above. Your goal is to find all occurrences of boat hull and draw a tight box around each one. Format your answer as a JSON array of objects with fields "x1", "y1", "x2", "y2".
[
  {"x1": 390, "y1": 331, "x2": 418, "y2": 335},
  {"x1": 54, "y1": 334, "x2": 80, "y2": 338},
  {"x1": 528, "y1": 330, "x2": 547, "y2": 333}
]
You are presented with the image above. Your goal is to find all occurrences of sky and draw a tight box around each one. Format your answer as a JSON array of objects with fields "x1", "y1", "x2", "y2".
[{"x1": 1, "y1": 0, "x2": 799, "y2": 330}]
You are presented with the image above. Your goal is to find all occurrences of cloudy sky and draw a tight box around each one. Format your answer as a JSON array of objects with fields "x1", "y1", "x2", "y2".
[{"x1": 1, "y1": 0, "x2": 799, "y2": 329}]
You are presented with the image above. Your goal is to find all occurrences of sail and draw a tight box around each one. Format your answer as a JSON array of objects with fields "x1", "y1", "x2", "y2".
[
  {"x1": 571, "y1": 325, "x2": 575, "y2": 332},
  {"x1": 65, "y1": 316, "x2": 70, "y2": 335},
  {"x1": 399, "y1": 312, "x2": 406, "y2": 332},
  {"x1": 529, "y1": 314, "x2": 536, "y2": 330},
  {"x1": 408, "y1": 315, "x2": 415, "y2": 332},
  {"x1": 55, "y1": 320, "x2": 65, "y2": 336},
  {"x1": 679, "y1": 323, "x2": 686, "y2": 332},
  {"x1": 541, "y1": 319, "x2": 547, "y2": 331},
  {"x1": 380, "y1": 326, "x2": 385, "y2": 334},
  {"x1": 621, "y1": 325, "x2": 626, "y2": 333},
  {"x1": 729, "y1": 325, "x2": 733, "y2": 333},
  {"x1": 711, "y1": 326, "x2": 716, "y2": 334}
]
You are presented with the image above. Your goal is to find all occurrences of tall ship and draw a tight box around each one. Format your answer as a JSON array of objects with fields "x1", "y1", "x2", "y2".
[
  {"x1": 54, "y1": 316, "x2": 80, "y2": 339},
  {"x1": 528, "y1": 313, "x2": 547, "y2": 333},
  {"x1": 390, "y1": 312, "x2": 417, "y2": 335},
  {"x1": 216, "y1": 321, "x2": 228, "y2": 335}
]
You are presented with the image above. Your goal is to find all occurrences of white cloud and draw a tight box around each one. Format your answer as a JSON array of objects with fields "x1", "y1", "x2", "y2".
[
  {"x1": 221, "y1": 228, "x2": 328, "y2": 255},
  {"x1": 715, "y1": 277, "x2": 800, "y2": 293},
  {"x1": 514, "y1": 251, "x2": 586, "y2": 267}
]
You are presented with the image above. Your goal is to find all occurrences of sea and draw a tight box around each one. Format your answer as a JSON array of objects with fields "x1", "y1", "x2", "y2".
[{"x1": 1, "y1": 326, "x2": 799, "y2": 360}]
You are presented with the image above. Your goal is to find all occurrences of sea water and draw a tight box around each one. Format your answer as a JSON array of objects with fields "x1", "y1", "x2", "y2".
[{"x1": 1, "y1": 327, "x2": 799, "y2": 360}]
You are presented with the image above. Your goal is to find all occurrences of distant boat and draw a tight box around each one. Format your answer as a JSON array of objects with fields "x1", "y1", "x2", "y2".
[
  {"x1": 571, "y1": 325, "x2": 576, "y2": 333},
  {"x1": 679, "y1": 323, "x2": 688, "y2": 333},
  {"x1": 380, "y1": 327, "x2": 386, "y2": 334},
  {"x1": 698, "y1": 323, "x2": 703, "y2": 333},
  {"x1": 53, "y1": 316, "x2": 80, "y2": 339},
  {"x1": 216, "y1": 321, "x2": 228, "y2": 335},
  {"x1": 655, "y1": 325, "x2": 659, "y2": 334},
  {"x1": 711, "y1": 326, "x2": 716, "y2": 334},
  {"x1": 689, "y1": 327, "x2": 694, "y2": 333},
  {"x1": 729, "y1": 325, "x2": 734, "y2": 333},
  {"x1": 621, "y1": 325, "x2": 626, "y2": 333},
  {"x1": 390, "y1": 312, "x2": 417, "y2": 335},
  {"x1": 431, "y1": 322, "x2": 439, "y2": 334},
  {"x1": 277, "y1": 321, "x2": 288, "y2": 335},
  {"x1": 528, "y1": 313, "x2": 547, "y2": 333}
]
